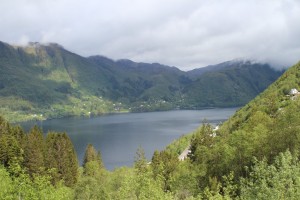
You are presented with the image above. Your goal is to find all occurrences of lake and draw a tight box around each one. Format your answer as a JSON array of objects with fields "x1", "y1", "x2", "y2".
[{"x1": 20, "y1": 108, "x2": 238, "y2": 170}]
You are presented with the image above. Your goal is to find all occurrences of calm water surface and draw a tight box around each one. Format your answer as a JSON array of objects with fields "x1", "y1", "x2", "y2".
[{"x1": 21, "y1": 108, "x2": 237, "y2": 170}]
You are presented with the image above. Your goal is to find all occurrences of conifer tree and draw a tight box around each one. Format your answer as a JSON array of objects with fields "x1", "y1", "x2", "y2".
[
  {"x1": 62, "y1": 133, "x2": 78, "y2": 186},
  {"x1": 189, "y1": 123, "x2": 214, "y2": 163},
  {"x1": 0, "y1": 135, "x2": 23, "y2": 167},
  {"x1": 134, "y1": 146, "x2": 147, "y2": 174},
  {"x1": 0, "y1": 116, "x2": 11, "y2": 136},
  {"x1": 82, "y1": 143, "x2": 104, "y2": 176},
  {"x1": 44, "y1": 132, "x2": 59, "y2": 184},
  {"x1": 45, "y1": 132, "x2": 78, "y2": 186},
  {"x1": 151, "y1": 150, "x2": 178, "y2": 191},
  {"x1": 24, "y1": 125, "x2": 45, "y2": 175},
  {"x1": 0, "y1": 117, "x2": 23, "y2": 168},
  {"x1": 11, "y1": 125, "x2": 26, "y2": 148},
  {"x1": 83, "y1": 144, "x2": 102, "y2": 166},
  {"x1": 151, "y1": 150, "x2": 162, "y2": 179}
]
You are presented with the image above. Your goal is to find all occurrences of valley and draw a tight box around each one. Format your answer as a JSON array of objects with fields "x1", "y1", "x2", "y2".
[{"x1": 0, "y1": 41, "x2": 283, "y2": 122}]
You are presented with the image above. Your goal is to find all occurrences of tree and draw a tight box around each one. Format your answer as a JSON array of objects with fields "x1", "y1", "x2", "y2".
[
  {"x1": 189, "y1": 123, "x2": 214, "y2": 163},
  {"x1": 44, "y1": 132, "x2": 59, "y2": 184},
  {"x1": 0, "y1": 134, "x2": 23, "y2": 168},
  {"x1": 0, "y1": 117, "x2": 24, "y2": 168},
  {"x1": 169, "y1": 161, "x2": 199, "y2": 199},
  {"x1": 0, "y1": 116, "x2": 11, "y2": 136},
  {"x1": 134, "y1": 145, "x2": 148, "y2": 174},
  {"x1": 8, "y1": 160, "x2": 74, "y2": 200},
  {"x1": 74, "y1": 176, "x2": 109, "y2": 200},
  {"x1": 11, "y1": 125, "x2": 26, "y2": 147},
  {"x1": 82, "y1": 143, "x2": 104, "y2": 176},
  {"x1": 24, "y1": 125, "x2": 45, "y2": 176},
  {"x1": 151, "y1": 150, "x2": 178, "y2": 192},
  {"x1": 240, "y1": 151, "x2": 300, "y2": 200},
  {"x1": 44, "y1": 132, "x2": 78, "y2": 186},
  {"x1": 0, "y1": 166, "x2": 15, "y2": 199},
  {"x1": 151, "y1": 150, "x2": 162, "y2": 179}
]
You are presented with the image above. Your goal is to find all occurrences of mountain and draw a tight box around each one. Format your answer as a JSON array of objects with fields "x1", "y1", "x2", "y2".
[
  {"x1": 162, "y1": 60, "x2": 300, "y2": 198},
  {"x1": 187, "y1": 60, "x2": 238, "y2": 79},
  {"x1": 88, "y1": 56, "x2": 185, "y2": 104},
  {"x1": 185, "y1": 60, "x2": 300, "y2": 196},
  {"x1": 0, "y1": 41, "x2": 120, "y2": 122},
  {"x1": 0, "y1": 41, "x2": 284, "y2": 122},
  {"x1": 182, "y1": 60, "x2": 283, "y2": 108},
  {"x1": 187, "y1": 59, "x2": 267, "y2": 79},
  {"x1": 220, "y1": 60, "x2": 300, "y2": 135}
]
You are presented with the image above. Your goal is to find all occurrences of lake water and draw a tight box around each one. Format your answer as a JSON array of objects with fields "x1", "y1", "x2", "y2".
[{"x1": 20, "y1": 108, "x2": 237, "y2": 170}]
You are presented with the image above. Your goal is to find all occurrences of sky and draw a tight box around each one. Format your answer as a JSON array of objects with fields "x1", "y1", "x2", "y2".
[{"x1": 1, "y1": 0, "x2": 300, "y2": 70}]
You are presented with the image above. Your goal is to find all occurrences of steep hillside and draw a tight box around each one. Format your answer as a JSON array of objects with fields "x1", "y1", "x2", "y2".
[
  {"x1": 220, "y1": 60, "x2": 300, "y2": 134},
  {"x1": 182, "y1": 61, "x2": 300, "y2": 195},
  {"x1": 0, "y1": 42, "x2": 116, "y2": 121},
  {"x1": 0, "y1": 41, "x2": 283, "y2": 122},
  {"x1": 187, "y1": 60, "x2": 239, "y2": 79},
  {"x1": 160, "y1": 61, "x2": 300, "y2": 198},
  {"x1": 1, "y1": 52, "x2": 299, "y2": 199},
  {"x1": 88, "y1": 57, "x2": 283, "y2": 111},
  {"x1": 88, "y1": 57, "x2": 185, "y2": 105},
  {"x1": 182, "y1": 61, "x2": 283, "y2": 108}
]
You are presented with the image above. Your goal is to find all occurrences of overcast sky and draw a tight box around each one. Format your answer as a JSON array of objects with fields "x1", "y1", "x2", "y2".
[{"x1": 1, "y1": 0, "x2": 300, "y2": 70}]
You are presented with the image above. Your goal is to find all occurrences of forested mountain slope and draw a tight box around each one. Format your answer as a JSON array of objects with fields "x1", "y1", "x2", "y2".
[
  {"x1": 182, "y1": 60, "x2": 300, "y2": 198},
  {"x1": 183, "y1": 60, "x2": 282, "y2": 108},
  {"x1": 0, "y1": 61, "x2": 299, "y2": 199},
  {"x1": 0, "y1": 41, "x2": 283, "y2": 122}
]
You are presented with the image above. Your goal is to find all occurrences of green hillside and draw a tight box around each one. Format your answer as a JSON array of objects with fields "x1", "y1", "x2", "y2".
[
  {"x1": 183, "y1": 61, "x2": 283, "y2": 108},
  {"x1": 0, "y1": 41, "x2": 283, "y2": 122},
  {"x1": 173, "y1": 60, "x2": 300, "y2": 198},
  {"x1": 0, "y1": 60, "x2": 300, "y2": 198},
  {"x1": 0, "y1": 42, "x2": 116, "y2": 122}
]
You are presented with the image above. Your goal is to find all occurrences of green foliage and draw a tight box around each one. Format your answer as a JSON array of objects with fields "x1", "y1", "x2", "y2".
[
  {"x1": 151, "y1": 150, "x2": 179, "y2": 191},
  {"x1": 134, "y1": 146, "x2": 148, "y2": 174},
  {"x1": 0, "y1": 41, "x2": 282, "y2": 122},
  {"x1": 24, "y1": 126, "x2": 45, "y2": 175},
  {"x1": 0, "y1": 117, "x2": 24, "y2": 168},
  {"x1": 45, "y1": 132, "x2": 79, "y2": 186},
  {"x1": 240, "y1": 151, "x2": 300, "y2": 200},
  {"x1": 0, "y1": 164, "x2": 74, "y2": 200},
  {"x1": 0, "y1": 134, "x2": 23, "y2": 168},
  {"x1": 165, "y1": 133, "x2": 193, "y2": 155},
  {"x1": 180, "y1": 61, "x2": 300, "y2": 199},
  {"x1": 183, "y1": 61, "x2": 283, "y2": 108},
  {"x1": 74, "y1": 176, "x2": 109, "y2": 200},
  {"x1": 82, "y1": 143, "x2": 104, "y2": 176},
  {"x1": 2, "y1": 59, "x2": 300, "y2": 198},
  {"x1": 189, "y1": 123, "x2": 215, "y2": 163},
  {"x1": 0, "y1": 117, "x2": 77, "y2": 199},
  {"x1": 169, "y1": 161, "x2": 199, "y2": 199},
  {"x1": 0, "y1": 166, "x2": 14, "y2": 199},
  {"x1": 133, "y1": 169, "x2": 173, "y2": 200}
]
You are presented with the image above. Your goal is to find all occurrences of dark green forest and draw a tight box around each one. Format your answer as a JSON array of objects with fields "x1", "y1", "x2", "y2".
[
  {"x1": 1, "y1": 59, "x2": 300, "y2": 199},
  {"x1": 0, "y1": 41, "x2": 282, "y2": 122}
]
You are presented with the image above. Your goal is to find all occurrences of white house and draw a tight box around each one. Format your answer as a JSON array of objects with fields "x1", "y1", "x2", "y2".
[{"x1": 289, "y1": 88, "x2": 299, "y2": 96}]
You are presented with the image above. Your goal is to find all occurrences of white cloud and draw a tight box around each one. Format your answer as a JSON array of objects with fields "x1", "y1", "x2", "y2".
[{"x1": 0, "y1": 0, "x2": 300, "y2": 70}]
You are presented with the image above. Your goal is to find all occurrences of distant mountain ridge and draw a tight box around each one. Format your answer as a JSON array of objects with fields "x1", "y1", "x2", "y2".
[
  {"x1": 0, "y1": 41, "x2": 284, "y2": 122},
  {"x1": 187, "y1": 59, "x2": 263, "y2": 79},
  {"x1": 183, "y1": 60, "x2": 283, "y2": 108}
]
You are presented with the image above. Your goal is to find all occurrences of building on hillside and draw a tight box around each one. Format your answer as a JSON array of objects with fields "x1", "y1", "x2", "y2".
[{"x1": 289, "y1": 88, "x2": 299, "y2": 96}]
